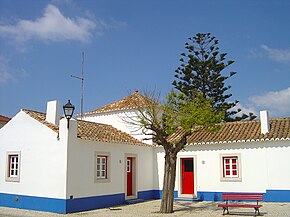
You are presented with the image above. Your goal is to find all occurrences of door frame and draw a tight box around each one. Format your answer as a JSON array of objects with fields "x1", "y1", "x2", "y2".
[
  {"x1": 124, "y1": 153, "x2": 137, "y2": 199},
  {"x1": 177, "y1": 155, "x2": 197, "y2": 198}
]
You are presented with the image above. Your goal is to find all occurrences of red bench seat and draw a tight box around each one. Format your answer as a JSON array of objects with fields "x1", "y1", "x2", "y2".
[
  {"x1": 218, "y1": 193, "x2": 263, "y2": 215},
  {"x1": 218, "y1": 203, "x2": 262, "y2": 208}
]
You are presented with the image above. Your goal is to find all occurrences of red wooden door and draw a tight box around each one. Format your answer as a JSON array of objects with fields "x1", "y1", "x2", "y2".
[
  {"x1": 127, "y1": 157, "x2": 133, "y2": 196},
  {"x1": 181, "y1": 158, "x2": 194, "y2": 194}
]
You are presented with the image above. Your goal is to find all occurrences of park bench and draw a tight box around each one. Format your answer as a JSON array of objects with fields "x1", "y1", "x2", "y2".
[{"x1": 218, "y1": 193, "x2": 263, "y2": 215}]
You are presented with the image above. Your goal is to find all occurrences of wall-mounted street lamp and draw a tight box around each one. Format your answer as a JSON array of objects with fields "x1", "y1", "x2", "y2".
[{"x1": 63, "y1": 100, "x2": 75, "y2": 128}]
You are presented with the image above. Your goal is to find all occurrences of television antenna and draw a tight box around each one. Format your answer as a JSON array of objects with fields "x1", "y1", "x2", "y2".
[{"x1": 71, "y1": 51, "x2": 85, "y2": 119}]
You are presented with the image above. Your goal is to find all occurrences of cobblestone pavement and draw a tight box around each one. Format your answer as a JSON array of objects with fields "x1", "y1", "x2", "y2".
[{"x1": 1, "y1": 200, "x2": 290, "y2": 217}]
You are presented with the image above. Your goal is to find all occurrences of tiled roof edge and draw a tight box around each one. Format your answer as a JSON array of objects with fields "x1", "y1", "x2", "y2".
[
  {"x1": 124, "y1": 137, "x2": 290, "y2": 148},
  {"x1": 76, "y1": 119, "x2": 150, "y2": 146},
  {"x1": 77, "y1": 136, "x2": 153, "y2": 147},
  {"x1": 0, "y1": 114, "x2": 11, "y2": 122},
  {"x1": 80, "y1": 107, "x2": 138, "y2": 116},
  {"x1": 21, "y1": 109, "x2": 59, "y2": 133},
  {"x1": 188, "y1": 137, "x2": 290, "y2": 146}
]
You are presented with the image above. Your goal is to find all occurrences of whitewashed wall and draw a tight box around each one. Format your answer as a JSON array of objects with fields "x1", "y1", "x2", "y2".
[
  {"x1": 155, "y1": 140, "x2": 290, "y2": 194},
  {"x1": 265, "y1": 141, "x2": 290, "y2": 190},
  {"x1": 82, "y1": 110, "x2": 153, "y2": 145},
  {"x1": 0, "y1": 111, "x2": 68, "y2": 199},
  {"x1": 65, "y1": 121, "x2": 155, "y2": 198}
]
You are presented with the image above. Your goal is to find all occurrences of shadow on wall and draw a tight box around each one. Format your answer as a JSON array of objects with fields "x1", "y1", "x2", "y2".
[{"x1": 153, "y1": 148, "x2": 162, "y2": 192}]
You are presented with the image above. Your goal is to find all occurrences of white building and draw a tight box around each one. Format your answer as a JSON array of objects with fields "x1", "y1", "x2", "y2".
[
  {"x1": 0, "y1": 100, "x2": 155, "y2": 213},
  {"x1": 155, "y1": 114, "x2": 290, "y2": 202},
  {"x1": 0, "y1": 92, "x2": 290, "y2": 214},
  {"x1": 80, "y1": 90, "x2": 154, "y2": 144}
]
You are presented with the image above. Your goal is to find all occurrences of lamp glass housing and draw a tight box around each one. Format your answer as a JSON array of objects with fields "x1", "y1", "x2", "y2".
[{"x1": 63, "y1": 100, "x2": 75, "y2": 120}]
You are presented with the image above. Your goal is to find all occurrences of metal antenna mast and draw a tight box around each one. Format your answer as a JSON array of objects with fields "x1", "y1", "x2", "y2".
[{"x1": 71, "y1": 51, "x2": 85, "y2": 119}]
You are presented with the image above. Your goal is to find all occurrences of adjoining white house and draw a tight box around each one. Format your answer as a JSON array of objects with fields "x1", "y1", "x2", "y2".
[
  {"x1": 80, "y1": 90, "x2": 154, "y2": 144},
  {"x1": 155, "y1": 112, "x2": 290, "y2": 202},
  {"x1": 0, "y1": 100, "x2": 156, "y2": 214},
  {"x1": 1, "y1": 92, "x2": 290, "y2": 214}
]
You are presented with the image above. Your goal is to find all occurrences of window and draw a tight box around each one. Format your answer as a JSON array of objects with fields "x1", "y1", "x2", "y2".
[
  {"x1": 126, "y1": 159, "x2": 131, "y2": 172},
  {"x1": 184, "y1": 159, "x2": 193, "y2": 172},
  {"x1": 95, "y1": 152, "x2": 110, "y2": 183},
  {"x1": 6, "y1": 152, "x2": 21, "y2": 182},
  {"x1": 223, "y1": 157, "x2": 238, "y2": 177},
  {"x1": 220, "y1": 154, "x2": 241, "y2": 181},
  {"x1": 97, "y1": 156, "x2": 107, "y2": 179}
]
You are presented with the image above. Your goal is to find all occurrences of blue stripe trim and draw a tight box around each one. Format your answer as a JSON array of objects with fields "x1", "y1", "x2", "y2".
[
  {"x1": 264, "y1": 190, "x2": 290, "y2": 202},
  {"x1": 0, "y1": 193, "x2": 66, "y2": 214},
  {"x1": 197, "y1": 191, "x2": 223, "y2": 201},
  {"x1": 66, "y1": 193, "x2": 125, "y2": 213},
  {"x1": 2, "y1": 189, "x2": 289, "y2": 213},
  {"x1": 138, "y1": 190, "x2": 160, "y2": 200},
  {"x1": 0, "y1": 190, "x2": 160, "y2": 214},
  {"x1": 154, "y1": 190, "x2": 178, "y2": 199},
  {"x1": 197, "y1": 190, "x2": 290, "y2": 202},
  {"x1": 67, "y1": 190, "x2": 162, "y2": 213}
]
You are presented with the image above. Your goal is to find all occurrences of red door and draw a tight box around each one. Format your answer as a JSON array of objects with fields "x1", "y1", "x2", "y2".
[
  {"x1": 127, "y1": 157, "x2": 133, "y2": 196},
  {"x1": 181, "y1": 158, "x2": 194, "y2": 194}
]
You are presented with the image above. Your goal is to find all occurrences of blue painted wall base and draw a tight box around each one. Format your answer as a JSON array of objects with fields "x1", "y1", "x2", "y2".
[
  {"x1": 156, "y1": 189, "x2": 290, "y2": 203},
  {"x1": 197, "y1": 191, "x2": 223, "y2": 201},
  {"x1": 197, "y1": 190, "x2": 290, "y2": 202},
  {"x1": 264, "y1": 190, "x2": 290, "y2": 202},
  {"x1": 138, "y1": 190, "x2": 160, "y2": 200},
  {"x1": 0, "y1": 190, "x2": 159, "y2": 214},
  {"x1": 0, "y1": 193, "x2": 66, "y2": 214},
  {"x1": 66, "y1": 193, "x2": 125, "y2": 213},
  {"x1": 1, "y1": 189, "x2": 289, "y2": 213},
  {"x1": 155, "y1": 190, "x2": 179, "y2": 199}
]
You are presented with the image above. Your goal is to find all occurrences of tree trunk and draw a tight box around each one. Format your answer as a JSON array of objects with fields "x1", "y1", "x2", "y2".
[{"x1": 160, "y1": 150, "x2": 177, "y2": 213}]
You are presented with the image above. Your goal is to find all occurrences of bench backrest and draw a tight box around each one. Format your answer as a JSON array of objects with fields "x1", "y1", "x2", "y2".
[{"x1": 222, "y1": 193, "x2": 263, "y2": 201}]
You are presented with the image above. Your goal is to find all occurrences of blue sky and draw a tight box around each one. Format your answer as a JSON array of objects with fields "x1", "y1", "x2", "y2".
[{"x1": 1, "y1": 0, "x2": 290, "y2": 118}]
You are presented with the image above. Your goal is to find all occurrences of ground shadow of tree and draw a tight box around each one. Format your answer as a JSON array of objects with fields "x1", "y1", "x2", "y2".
[{"x1": 173, "y1": 201, "x2": 219, "y2": 212}]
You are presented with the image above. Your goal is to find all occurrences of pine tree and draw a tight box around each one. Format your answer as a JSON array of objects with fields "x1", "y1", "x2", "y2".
[{"x1": 172, "y1": 33, "x2": 256, "y2": 121}]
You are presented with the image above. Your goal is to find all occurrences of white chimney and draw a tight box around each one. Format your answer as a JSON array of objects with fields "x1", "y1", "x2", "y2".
[
  {"x1": 45, "y1": 100, "x2": 60, "y2": 126},
  {"x1": 260, "y1": 110, "x2": 270, "y2": 134}
]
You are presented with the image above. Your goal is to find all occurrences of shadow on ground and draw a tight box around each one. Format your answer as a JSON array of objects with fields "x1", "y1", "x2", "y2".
[
  {"x1": 172, "y1": 201, "x2": 268, "y2": 216},
  {"x1": 173, "y1": 201, "x2": 219, "y2": 212}
]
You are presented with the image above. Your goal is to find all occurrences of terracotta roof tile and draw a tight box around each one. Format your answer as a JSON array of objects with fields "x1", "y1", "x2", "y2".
[
  {"x1": 22, "y1": 109, "x2": 290, "y2": 147},
  {"x1": 77, "y1": 120, "x2": 149, "y2": 146},
  {"x1": 22, "y1": 109, "x2": 149, "y2": 146},
  {"x1": 0, "y1": 115, "x2": 11, "y2": 122},
  {"x1": 83, "y1": 91, "x2": 148, "y2": 115},
  {"x1": 186, "y1": 118, "x2": 290, "y2": 145}
]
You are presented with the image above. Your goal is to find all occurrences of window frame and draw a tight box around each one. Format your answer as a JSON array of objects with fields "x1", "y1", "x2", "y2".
[
  {"x1": 97, "y1": 156, "x2": 107, "y2": 179},
  {"x1": 95, "y1": 152, "x2": 110, "y2": 183},
  {"x1": 6, "y1": 151, "x2": 21, "y2": 182},
  {"x1": 220, "y1": 153, "x2": 242, "y2": 182}
]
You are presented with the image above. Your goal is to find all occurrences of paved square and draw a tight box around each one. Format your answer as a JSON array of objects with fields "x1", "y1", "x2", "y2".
[{"x1": 1, "y1": 200, "x2": 290, "y2": 217}]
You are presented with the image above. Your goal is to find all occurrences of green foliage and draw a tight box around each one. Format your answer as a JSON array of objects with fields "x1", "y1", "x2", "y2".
[
  {"x1": 163, "y1": 91, "x2": 224, "y2": 136},
  {"x1": 172, "y1": 33, "x2": 256, "y2": 121}
]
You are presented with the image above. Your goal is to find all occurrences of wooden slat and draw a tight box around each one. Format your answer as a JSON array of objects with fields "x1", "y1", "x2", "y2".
[
  {"x1": 222, "y1": 193, "x2": 263, "y2": 201},
  {"x1": 218, "y1": 204, "x2": 262, "y2": 208}
]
